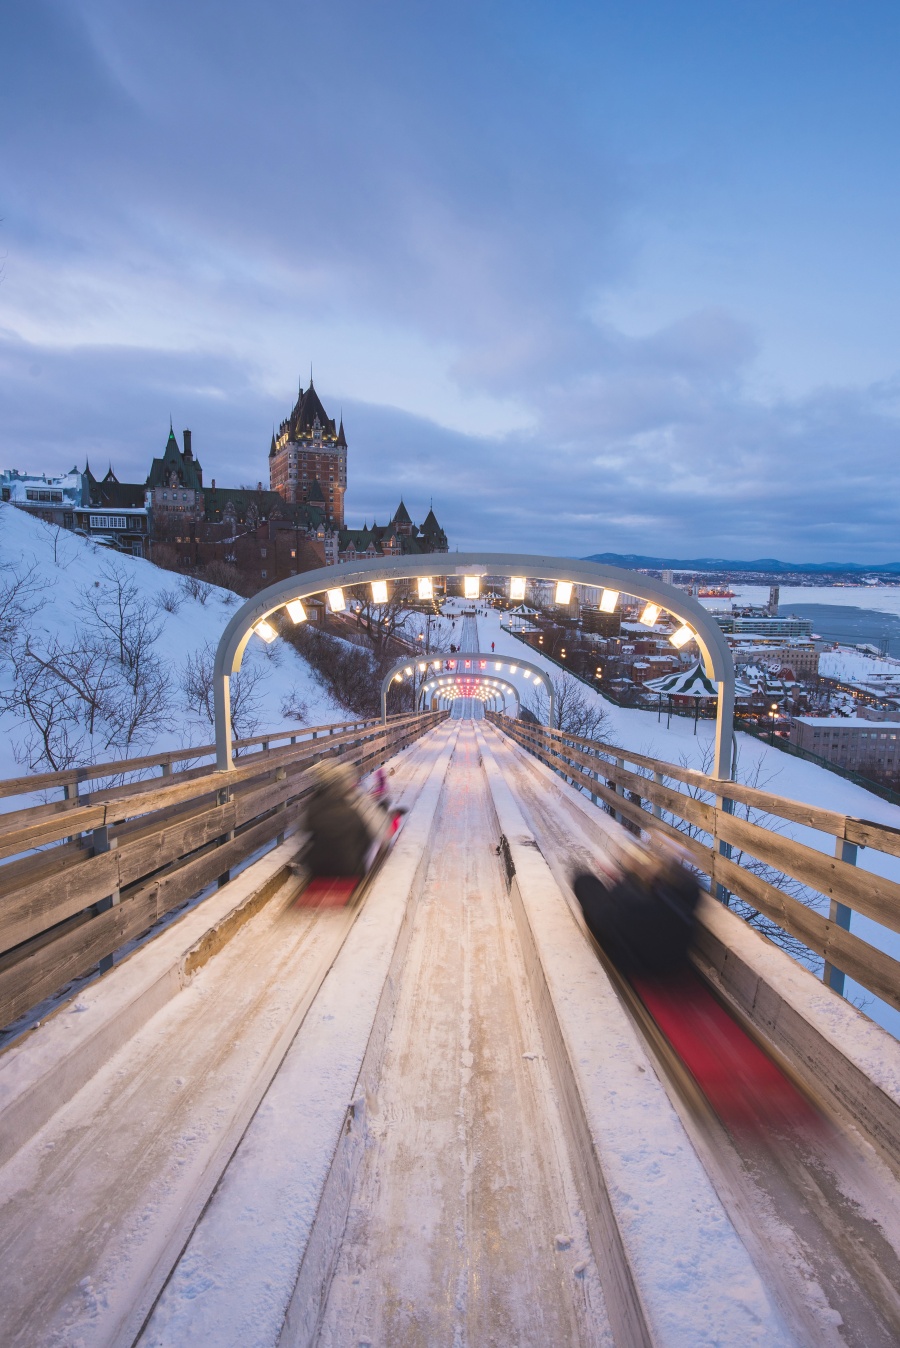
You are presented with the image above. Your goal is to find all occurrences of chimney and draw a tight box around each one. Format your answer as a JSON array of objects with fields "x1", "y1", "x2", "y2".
[
  {"x1": 211, "y1": 478, "x2": 216, "y2": 489},
  {"x1": 257, "y1": 481, "x2": 262, "y2": 492},
  {"x1": 183, "y1": 429, "x2": 192, "y2": 457}
]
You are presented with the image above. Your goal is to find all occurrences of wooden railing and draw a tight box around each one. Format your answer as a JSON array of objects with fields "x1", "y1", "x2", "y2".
[
  {"x1": 487, "y1": 712, "x2": 900, "y2": 1015},
  {"x1": 0, "y1": 712, "x2": 447, "y2": 1032}
]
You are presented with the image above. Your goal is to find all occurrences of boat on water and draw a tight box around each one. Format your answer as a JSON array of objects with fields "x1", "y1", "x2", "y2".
[{"x1": 698, "y1": 585, "x2": 736, "y2": 598}]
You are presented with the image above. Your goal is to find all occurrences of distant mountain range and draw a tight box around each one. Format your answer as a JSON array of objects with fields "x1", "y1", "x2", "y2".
[{"x1": 583, "y1": 552, "x2": 900, "y2": 575}]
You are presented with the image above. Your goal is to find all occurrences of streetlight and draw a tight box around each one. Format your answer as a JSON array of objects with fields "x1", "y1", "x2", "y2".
[{"x1": 769, "y1": 702, "x2": 778, "y2": 744}]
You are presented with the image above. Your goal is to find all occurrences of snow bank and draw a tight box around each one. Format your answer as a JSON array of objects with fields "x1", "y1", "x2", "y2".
[{"x1": 0, "y1": 504, "x2": 339, "y2": 786}]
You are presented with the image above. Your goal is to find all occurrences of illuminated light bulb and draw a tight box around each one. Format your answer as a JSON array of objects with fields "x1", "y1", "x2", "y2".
[
  {"x1": 599, "y1": 589, "x2": 619, "y2": 613},
  {"x1": 670, "y1": 624, "x2": 694, "y2": 649},
  {"x1": 418, "y1": 662, "x2": 427, "y2": 671},
  {"x1": 639, "y1": 603, "x2": 661, "y2": 627},
  {"x1": 555, "y1": 581, "x2": 573, "y2": 605},
  {"x1": 404, "y1": 666, "x2": 413, "y2": 676},
  {"x1": 509, "y1": 576, "x2": 526, "y2": 601},
  {"x1": 327, "y1": 587, "x2": 346, "y2": 613},
  {"x1": 510, "y1": 665, "x2": 517, "y2": 674},
  {"x1": 494, "y1": 662, "x2": 502, "y2": 670},
  {"x1": 534, "y1": 678, "x2": 542, "y2": 687},
  {"x1": 285, "y1": 599, "x2": 307, "y2": 624},
  {"x1": 418, "y1": 576, "x2": 433, "y2": 600},
  {"x1": 255, "y1": 619, "x2": 277, "y2": 643},
  {"x1": 463, "y1": 575, "x2": 480, "y2": 599},
  {"x1": 371, "y1": 580, "x2": 388, "y2": 604}
]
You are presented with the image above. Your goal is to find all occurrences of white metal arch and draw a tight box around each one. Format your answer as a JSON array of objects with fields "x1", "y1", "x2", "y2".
[
  {"x1": 378, "y1": 651, "x2": 553, "y2": 724},
  {"x1": 213, "y1": 553, "x2": 735, "y2": 777}
]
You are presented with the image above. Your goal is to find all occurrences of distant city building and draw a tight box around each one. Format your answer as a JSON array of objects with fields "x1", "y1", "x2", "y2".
[
  {"x1": 269, "y1": 378, "x2": 347, "y2": 526},
  {"x1": 0, "y1": 467, "x2": 82, "y2": 525},
  {"x1": 337, "y1": 500, "x2": 448, "y2": 562},
  {"x1": 716, "y1": 614, "x2": 813, "y2": 639},
  {"x1": 791, "y1": 715, "x2": 900, "y2": 773}
]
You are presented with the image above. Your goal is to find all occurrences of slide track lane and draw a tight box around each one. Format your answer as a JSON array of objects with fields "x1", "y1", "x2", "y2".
[
  {"x1": 0, "y1": 723, "x2": 452, "y2": 1348},
  {"x1": 483, "y1": 718, "x2": 900, "y2": 1347}
]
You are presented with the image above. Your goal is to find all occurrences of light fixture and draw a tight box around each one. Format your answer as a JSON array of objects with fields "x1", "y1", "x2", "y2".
[
  {"x1": 404, "y1": 666, "x2": 413, "y2": 676},
  {"x1": 639, "y1": 603, "x2": 661, "y2": 627},
  {"x1": 255, "y1": 619, "x2": 277, "y2": 643},
  {"x1": 670, "y1": 625, "x2": 694, "y2": 649},
  {"x1": 494, "y1": 662, "x2": 502, "y2": 670},
  {"x1": 534, "y1": 678, "x2": 542, "y2": 687},
  {"x1": 418, "y1": 577, "x2": 433, "y2": 600},
  {"x1": 418, "y1": 662, "x2": 426, "y2": 672},
  {"x1": 509, "y1": 576, "x2": 526, "y2": 601},
  {"x1": 285, "y1": 599, "x2": 307, "y2": 624},
  {"x1": 600, "y1": 589, "x2": 619, "y2": 613},
  {"x1": 555, "y1": 581, "x2": 573, "y2": 605},
  {"x1": 371, "y1": 579, "x2": 388, "y2": 604},
  {"x1": 463, "y1": 575, "x2": 480, "y2": 599},
  {"x1": 510, "y1": 665, "x2": 517, "y2": 673},
  {"x1": 327, "y1": 587, "x2": 346, "y2": 613}
]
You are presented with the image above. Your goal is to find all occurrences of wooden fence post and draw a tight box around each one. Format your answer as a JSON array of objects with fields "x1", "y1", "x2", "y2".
[
  {"x1": 823, "y1": 838, "x2": 856, "y2": 995},
  {"x1": 92, "y1": 825, "x2": 120, "y2": 973}
]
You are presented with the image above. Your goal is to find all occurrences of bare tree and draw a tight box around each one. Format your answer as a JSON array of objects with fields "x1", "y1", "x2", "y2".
[
  {"x1": 79, "y1": 561, "x2": 163, "y2": 687},
  {"x1": 179, "y1": 574, "x2": 214, "y2": 606},
  {"x1": 0, "y1": 557, "x2": 43, "y2": 652},
  {"x1": 157, "y1": 586, "x2": 182, "y2": 614},
  {"x1": 524, "y1": 670, "x2": 610, "y2": 740},
  {"x1": 179, "y1": 641, "x2": 267, "y2": 740}
]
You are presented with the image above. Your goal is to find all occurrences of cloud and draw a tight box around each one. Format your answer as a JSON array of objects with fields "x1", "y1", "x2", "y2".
[{"x1": 1, "y1": 1, "x2": 899, "y2": 563}]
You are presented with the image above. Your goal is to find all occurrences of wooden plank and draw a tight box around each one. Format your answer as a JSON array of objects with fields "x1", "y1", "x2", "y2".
[
  {"x1": 713, "y1": 855, "x2": 900, "y2": 1014},
  {"x1": 0, "y1": 719, "x2": 409, "y2": 858},
  {"x1": 547, "y1": 740, "x2": 716, "y2": 835},
  {"x1": 844, "y1": 816, "x2": 900, "y2": 859},
  {"x1": 494, "y1": 716, "x2": 900, "y2": 858},
  {"x1": 0, "y1": 812, "x2": 291, "y2": 1030},
  {"x1": 501, "y1": 727, "x2": 716, "y2": 873},
  {"x1": 0, "y1": 716, "x2": 371, "y2": 800},
  {"x1": 0, "y1": 713, "x2": 443, "y2": 1029},
  {"x1": 716, "y1": 812, "x2": 900, "y2": 937},
  {"x1": 0, "y1": 849, "x2": 120, "y2": 958}
]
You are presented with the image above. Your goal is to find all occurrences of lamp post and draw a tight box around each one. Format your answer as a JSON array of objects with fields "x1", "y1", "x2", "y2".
[{"x1": 769, "y1": 702, "x2": 778, "y2": 744}]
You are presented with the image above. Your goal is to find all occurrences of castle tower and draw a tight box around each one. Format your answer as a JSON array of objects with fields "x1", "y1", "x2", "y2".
[{"x1": 269, "y1": 376, "x2": 347, "y2": 526}]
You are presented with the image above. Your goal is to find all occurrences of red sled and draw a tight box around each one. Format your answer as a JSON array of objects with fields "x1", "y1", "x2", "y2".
[
  {"x1": 632, "y1": 969, "x2": 819, "y2": 1136},
  {"x1": 294, "y1": 807, "x2": 406, "y2": 909}
]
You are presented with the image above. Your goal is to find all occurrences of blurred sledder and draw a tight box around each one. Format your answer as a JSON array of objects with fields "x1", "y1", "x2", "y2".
[
  {"x1": 296, "y1": 760, "x2": 404, "y2": 908},
  {"x1": 572, "y1": 844, "x2": 699, "y2": 979},
  {"x1": 573, "y1": 845, "x2": 816, "y2": 1136}
]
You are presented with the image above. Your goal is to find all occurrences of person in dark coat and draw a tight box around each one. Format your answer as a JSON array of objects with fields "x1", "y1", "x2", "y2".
[
  {"x1": 305, "y1": 761, "x2": 376, "y2": 877},
  {"x1": 572, "y1": 848, "x2": 700, "y2": 978}
]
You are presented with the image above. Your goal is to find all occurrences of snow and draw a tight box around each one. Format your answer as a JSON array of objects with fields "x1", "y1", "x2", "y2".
[
  {"x1": 467, "y1": 601, "x2": 900, "y2": 1039},
  {"x1": 0, "y1": 504, "x2": 340, "y2": 791},
  {"x1": 699, "y1": 583, "x2": 900, "y2": 618}
]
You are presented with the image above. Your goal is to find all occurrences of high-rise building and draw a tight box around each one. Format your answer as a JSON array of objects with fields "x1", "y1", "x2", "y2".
[{"x1": 269, "y1": 377, "x2": 347, "y2": 526}]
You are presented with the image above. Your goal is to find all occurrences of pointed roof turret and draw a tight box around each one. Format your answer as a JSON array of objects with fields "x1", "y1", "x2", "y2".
[
  {"x1": 288, "y1": 378, "x2": 337, "y2": 440},
  {"x1": 393, "y1": 499, "x2": 412, "y2": 525},
  {"x1": 336, "y1": 417, "x2": 347, "y2": 448},
  {"x1": 269, "y1": 429, "x2": 277, "y2": 459}
]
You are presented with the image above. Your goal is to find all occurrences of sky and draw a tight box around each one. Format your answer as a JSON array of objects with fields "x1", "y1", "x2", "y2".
[{"x1": 2, "y1": 0, "x2": 900, "y2": 561}]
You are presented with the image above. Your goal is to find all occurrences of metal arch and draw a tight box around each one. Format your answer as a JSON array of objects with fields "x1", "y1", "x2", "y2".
[
  {"x1": 418, "y1": 678, "x2": 521, "y2": 719},
  {"x1": 213, "y1": 553, "x2": 735, "y2": 777},
  {"x1": 379, "y1": 651, "x2": 552, "y2": 725}
]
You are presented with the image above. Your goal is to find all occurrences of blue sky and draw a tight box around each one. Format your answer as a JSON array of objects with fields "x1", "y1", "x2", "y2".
[{"x1": 2, "y1": 1, "x2": 899, "y2": 560}]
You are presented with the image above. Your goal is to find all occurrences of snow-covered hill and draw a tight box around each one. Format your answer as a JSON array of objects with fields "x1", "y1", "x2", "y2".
[{"x1": 0, "y1": 504, "x2": 339, "y2": 782}]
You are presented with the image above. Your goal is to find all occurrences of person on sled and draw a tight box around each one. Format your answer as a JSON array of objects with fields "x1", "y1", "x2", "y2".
[
  {"x1": 304, "y1": 760, "x2": 381, "y2": 878},
  {"x1": 572, "y1": 841, "x2": 700, "y2": 979}
]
